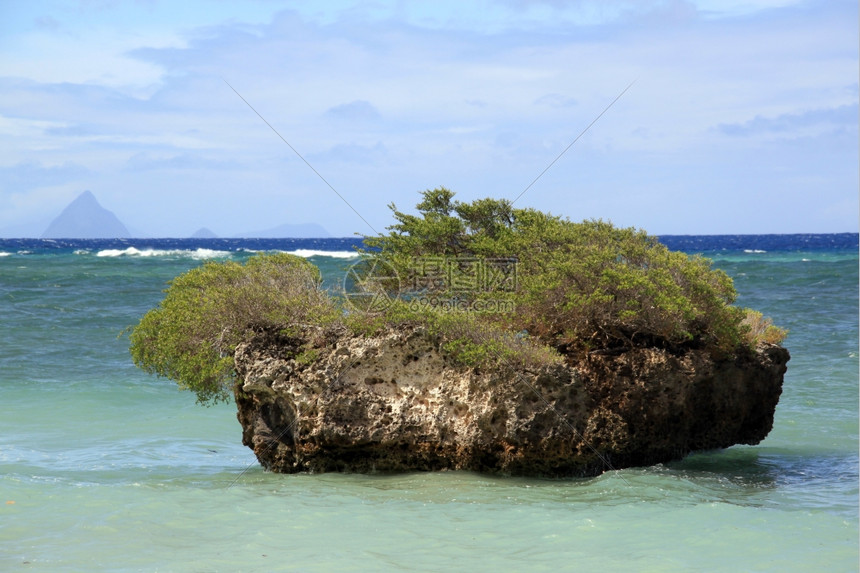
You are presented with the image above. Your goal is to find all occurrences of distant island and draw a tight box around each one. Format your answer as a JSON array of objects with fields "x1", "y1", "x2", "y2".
[
  {"x1": 191, "y1": 227, "x2": 218, "y2": 239},
  {"x1": 42, "y1": 191, "x2": 131, "y2": 239}
]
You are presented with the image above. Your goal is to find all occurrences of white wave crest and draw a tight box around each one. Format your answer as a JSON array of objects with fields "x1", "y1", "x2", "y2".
[
  {"x1": 0, "y1": 252, "x2": 10, "y2": 257},
  {"x1": 188, "y1": 248, "x2": 232, "y2": 259},
  {"x1": 96, "y1": 247, "x2": 231, "y2": 259},
  {"x1": 287, "y1": 249, "x2": 359, "y2": 259},
  {"x1": 743, "y1": 249, "x2": 767, "y2": 253}
]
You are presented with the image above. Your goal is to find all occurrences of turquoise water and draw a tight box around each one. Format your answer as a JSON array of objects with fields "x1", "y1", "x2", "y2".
[{"x1": 1, "y1": 239, "x2": 857, "y2": 571}]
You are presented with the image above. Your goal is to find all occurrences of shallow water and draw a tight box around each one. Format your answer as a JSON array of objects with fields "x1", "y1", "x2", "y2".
[{"x1": 1, "y1": 237, "x2": 857, "y2": 571}]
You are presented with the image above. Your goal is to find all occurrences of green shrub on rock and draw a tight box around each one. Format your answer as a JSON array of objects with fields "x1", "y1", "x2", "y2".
[
  {"x1": 740, "y1": 308, "x2": 789, "y2": 347},
  {"x1": 129, "y1": 189, "x2": 787, "y2": 403},
  {"x1": 361, "y1": 188, "x2": 780, "y2": 357},
  {"x1": 129, "y1": 253, "x2": 338, "y2": 404}
]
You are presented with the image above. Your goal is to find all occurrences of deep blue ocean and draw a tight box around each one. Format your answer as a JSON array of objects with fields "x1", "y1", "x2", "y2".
[{"x1": 1, "y1": 234, "x2": 857, "y2": 571}]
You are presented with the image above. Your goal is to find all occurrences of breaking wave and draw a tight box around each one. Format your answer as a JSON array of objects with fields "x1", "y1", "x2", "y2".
[
  {"x1": 95, "y1": 247, "x2": 231, "y2": 259},
  {"x1": 287, "y1": 249, "x2": 359, "y2": 259}
]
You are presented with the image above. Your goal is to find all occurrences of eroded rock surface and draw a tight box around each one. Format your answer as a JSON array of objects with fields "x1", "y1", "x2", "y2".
[{"x1": 234, "y1": 327, "x2": 788, "y2": 477}]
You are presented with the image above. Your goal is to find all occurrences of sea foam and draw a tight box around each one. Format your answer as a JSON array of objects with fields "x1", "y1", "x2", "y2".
[
  {"x1": 96, "y1": 247, "x2": 231, "y2": 259},
  {"x1": 287, "y1": 249, "x2": 359, "y2": 259}
]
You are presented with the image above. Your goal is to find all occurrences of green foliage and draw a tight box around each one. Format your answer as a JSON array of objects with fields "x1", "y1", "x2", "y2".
[
  {"x1": 379, "y1": 300, "x2": 562, "y2": 372},
  {"x1": 361, "y1": 188, "x2": 782, "y2": 358},
  {"x1": 436, "y1": 317, "x2": 562, "y2": 372},
  {"x1": 128, "y1": 253, "x2": 339, "y2": 405},
  {"x1": 511, "y1": 218, "x2": 744, "y2": 353},
  {"x1": 363, "y1": 187, "x2": 515, "y2": 260},
  {"x1": 740, "y1": 309, "x2": 789, "y2": 346}
]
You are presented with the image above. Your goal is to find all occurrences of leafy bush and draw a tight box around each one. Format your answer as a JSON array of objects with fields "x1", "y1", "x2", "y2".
[
  {"x1": 361, "y1": 188, "x2": 783, "y2": 357},
  {"x1": 510, "y1": 218, "x2": 745, "y2": 353},
  {"x1": 378, "y1": 300, "x2": 563, "y2": 372},
  {"x1": 128, "y1": 253, "x2": 339, "y2": 404},
  {"x1": 740, "y1": 309, "x2": 789, "y2": 346}
]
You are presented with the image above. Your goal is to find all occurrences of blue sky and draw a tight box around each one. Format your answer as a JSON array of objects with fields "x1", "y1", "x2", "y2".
[{"x1": 0, "y1": 0, "x2": 856, "y2": 237}]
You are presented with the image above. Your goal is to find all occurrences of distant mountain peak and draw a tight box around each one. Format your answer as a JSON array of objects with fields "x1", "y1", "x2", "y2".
[{"x1": 41, "y1": 191, "x2": 131, "y2": 239}]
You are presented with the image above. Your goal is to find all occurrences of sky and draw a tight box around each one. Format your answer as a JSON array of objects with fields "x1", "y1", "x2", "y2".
[{"x1": 0, "y1": 0, "x2": 857, "y2": 237}]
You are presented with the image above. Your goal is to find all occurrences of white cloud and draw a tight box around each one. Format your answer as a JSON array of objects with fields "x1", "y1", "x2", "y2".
[
  {"x1": 0, "y1": 0, "x2": 856, "y2": 235},
  {"x1": 718, "y1": 104, "x2": 858, "y2": 138},
  {"x1": 325, "y1": 100, "x2": 382, "y2": 121}
]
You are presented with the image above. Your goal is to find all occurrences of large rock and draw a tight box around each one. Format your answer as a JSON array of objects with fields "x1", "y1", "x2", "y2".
[{"x1": 233, "y1": 327, "x2": 788, "y2": 477}]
